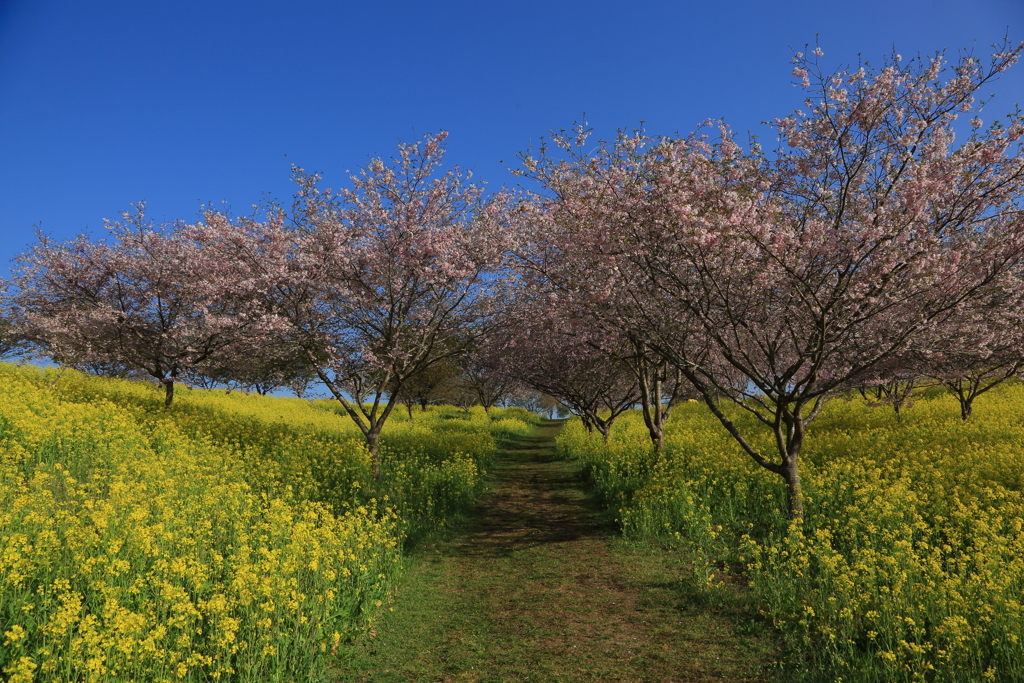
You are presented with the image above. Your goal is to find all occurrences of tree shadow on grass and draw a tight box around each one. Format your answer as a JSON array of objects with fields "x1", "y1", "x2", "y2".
[{"x1": 441, "y1": 420, "x2": 614, "y2": 557}]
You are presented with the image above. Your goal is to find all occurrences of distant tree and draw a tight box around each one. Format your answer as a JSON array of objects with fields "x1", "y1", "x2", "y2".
[
  {"x1": 396, "y1": 357, "x2": 462, "y2": 418},
  {"x1": 453, "y1": 342, "x2": 520, "y2": 415},
  {"x1": 623, "y1": 340, "x2": 692, "y2": 453},
  {"x1": 199, "y1": 338, "x2": 320, "y2": 396},
  {"x1": 922, "y1": 296, "x2": 1024, "y2": 420},
  {"x1": 536, "y1": 393, "x2": 565, "y2": 419},
  {"x1": 73, "y1": 359, "x2": 138, "y2": 379},
  {"x1": 507, "y1": 390, "x2": 564, "y2": 418},
  {"x1": 857, "y1": 360, "x2": 929, "y2": 422},
  {"x1": 458, "y1": 365, "x2": 513, "y2": 415},
  {"x1": 494, "y1": 294, "x2": 640, "y2": 440}
]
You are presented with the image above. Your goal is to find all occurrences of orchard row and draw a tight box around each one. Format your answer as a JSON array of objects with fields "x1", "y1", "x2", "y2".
[{"x1": 2, "y1": 40, "x2": 1024, "y2": 519}]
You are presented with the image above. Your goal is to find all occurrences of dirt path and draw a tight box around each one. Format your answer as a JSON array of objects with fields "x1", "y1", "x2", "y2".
[{"x1": 337, "y1": 420, "x2": 776, "y2": 683}]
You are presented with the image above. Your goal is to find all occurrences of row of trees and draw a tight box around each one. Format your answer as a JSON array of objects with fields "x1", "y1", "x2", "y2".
[
  {"x1": 3, "y1": 41, "x2": 1024, "y2": 519},
  {"x1": 500, "y1": 42, "x2": 1024, "y2": 519}
]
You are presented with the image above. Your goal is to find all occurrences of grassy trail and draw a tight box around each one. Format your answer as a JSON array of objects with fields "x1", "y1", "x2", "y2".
[{"x1": 337, "y1": 420, "x2": 777, "y2": 683}]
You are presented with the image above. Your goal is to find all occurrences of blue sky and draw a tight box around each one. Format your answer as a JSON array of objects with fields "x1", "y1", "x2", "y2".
[{"x1": 1, "y1": 0, "x2": 1022, "y2": 279}]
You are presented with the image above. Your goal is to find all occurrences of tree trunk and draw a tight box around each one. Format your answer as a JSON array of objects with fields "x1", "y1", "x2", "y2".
[
  {"x1": 366, "y1": 430, "x2": 382, "y2": 479},
  {"x1": 649, "y1": 422, "x2": 664, "y2": 455},
  {"x1": 632, "y1": 343, "x2": 666, "y2": 454},
  {"x1": 638, "y1": 368, "x2": 665, "y2": 454},
  {"x1": 406, "y1": 403, "x2": 415, "y2": 420},
  {"x1": 163, "y1": 378, "x2": 174, "y2": 409},
  {"x1": 686, "y1": 370, "x2": 809, "y2": 522},
  {"x1": 778, "y1": 413, "x2": 806, "y2": 522},
  {"x1": 781, "y1": 456, "x2": 805, "y2": 521},
  {"x1": 948, "y1": 381, "x2": 975, "y2": 422}
]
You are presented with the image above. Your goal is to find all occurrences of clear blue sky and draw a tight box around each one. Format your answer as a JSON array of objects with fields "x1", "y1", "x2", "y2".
[{"x1": 1, "y1": 0, "x2": 1022, "y2": 279}]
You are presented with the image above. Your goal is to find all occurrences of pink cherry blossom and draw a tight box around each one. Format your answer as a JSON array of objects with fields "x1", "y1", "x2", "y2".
[{"x1": 513, "y1": 39, "x2": 1024, "y2": 519}]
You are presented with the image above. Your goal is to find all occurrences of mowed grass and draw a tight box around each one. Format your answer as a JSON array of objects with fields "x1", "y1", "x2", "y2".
[
  {"x1": 0, "y1": 363, "x2": 536, "y2": 683},
  {"x1": 558, "y1": 386, "x2": 1024, "y2": 682},
  {"x1": 337, "y1": 421, "x2": 780, "y2": 683}
]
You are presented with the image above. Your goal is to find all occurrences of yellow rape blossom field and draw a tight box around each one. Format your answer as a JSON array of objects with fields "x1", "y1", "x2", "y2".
[
  {"x1": 558, "y1": 386, "x2": 1024, "y2": 683},
  {"x1": 0, "y1": 362, "x2": 536, "y2": 682}
]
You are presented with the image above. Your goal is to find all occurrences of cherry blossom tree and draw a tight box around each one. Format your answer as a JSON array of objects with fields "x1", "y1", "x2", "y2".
[
  {"x1": 919, "y1": 287, "x2": 1024, "y2": 420},
  {"x1": 453, "y1": 347, "x2": 518, "y2": 415},
  {"x1": 196, "y1": 133, "x2": 517, "y2": 477},
  {"x1": 658, "y1": 44, "x2": 1024, "y2": 518},
  {"x1": 5, "y1": 208, "x2": 269, "y2": 407},
  {"x1": 855, "y1": 354, "x2": 931, "y2": 421}
]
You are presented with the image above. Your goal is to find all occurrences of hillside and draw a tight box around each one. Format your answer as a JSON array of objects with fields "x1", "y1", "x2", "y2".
[{"x1": 0, "y1": 363, "x2": 536, "y2": 682}]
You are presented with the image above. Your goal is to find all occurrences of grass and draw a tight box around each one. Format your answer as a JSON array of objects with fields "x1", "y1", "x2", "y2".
[{"x1": 335, "y1": 420, "x2": 780, "y2": 683}]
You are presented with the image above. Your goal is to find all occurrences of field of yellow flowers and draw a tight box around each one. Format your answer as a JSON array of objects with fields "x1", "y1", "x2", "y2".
[
  {"x1": 558, "y1": 387, "x2": 1024, "y2": 682},
  {"x1": 0, "y1": 362, "x2": 536, "y2": 682}
]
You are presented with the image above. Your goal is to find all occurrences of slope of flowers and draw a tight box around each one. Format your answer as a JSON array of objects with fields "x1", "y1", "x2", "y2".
[
  {"x1": 557, "y1": 388, "x2": 1024, "y2": 682},
  {"x1": 0, "y1": 363, "x2": 536, "y2": 682}
]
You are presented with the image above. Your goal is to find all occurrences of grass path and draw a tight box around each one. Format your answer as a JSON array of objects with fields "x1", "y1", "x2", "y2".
[{"x1": 336, "y1": 420, "x2": 778, "y2": 683}]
